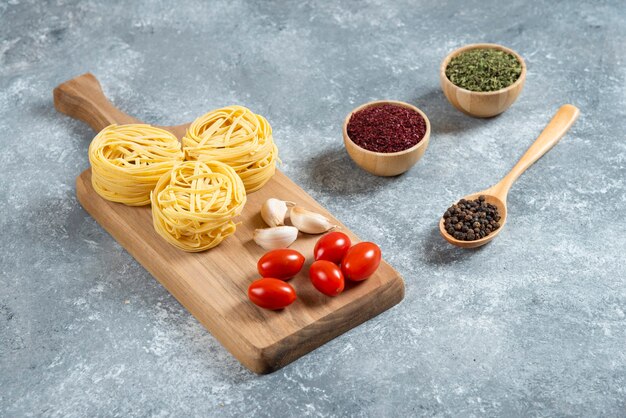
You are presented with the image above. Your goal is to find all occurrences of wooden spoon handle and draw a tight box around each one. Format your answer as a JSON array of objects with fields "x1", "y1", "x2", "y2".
[
  {"x1": 53, "y1": 73, "x2": 139, "y2": 132},
  {"x1": 493, "y1": 104, "x2": 580, "y2": 196}
]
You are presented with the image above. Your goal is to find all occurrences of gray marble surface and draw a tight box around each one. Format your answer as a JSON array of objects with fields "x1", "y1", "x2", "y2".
[{"x1": 1, "y1": 0, "x2": 625, "y2": 416}]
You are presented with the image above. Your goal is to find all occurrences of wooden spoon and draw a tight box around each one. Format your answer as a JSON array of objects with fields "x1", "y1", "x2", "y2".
[
  {"x1": 53, "y1": 73, "x2": 190, "y2": 138},
  {"x1": 439, "y1": 104, "x2": 580, "y2": 248}
]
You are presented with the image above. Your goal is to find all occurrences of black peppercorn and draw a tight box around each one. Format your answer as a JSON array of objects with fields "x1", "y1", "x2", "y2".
[{"x1": 442, "y1": 195, "x2": 501, "y2": 241}]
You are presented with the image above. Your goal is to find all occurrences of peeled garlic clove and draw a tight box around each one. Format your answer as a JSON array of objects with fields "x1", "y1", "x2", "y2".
[
  {"x1": 260, "y1": 198, "x2": 296, "y2": 227},
  {"x1": 253, "y1": 226, "x2": 299, "y2": 250},
  {"x1": 290, "y1": 207, "x2": 337, "y2": 234}
]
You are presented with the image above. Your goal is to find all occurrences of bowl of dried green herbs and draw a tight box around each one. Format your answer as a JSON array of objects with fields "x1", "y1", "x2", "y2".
[{"x1": 440, "y1": 43, "x2": 526, "y2": 118}]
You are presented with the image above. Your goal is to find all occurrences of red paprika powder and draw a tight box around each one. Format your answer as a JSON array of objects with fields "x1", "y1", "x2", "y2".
[{"x1": 346, "y1": 103, "x2": 426, "y2": 153}]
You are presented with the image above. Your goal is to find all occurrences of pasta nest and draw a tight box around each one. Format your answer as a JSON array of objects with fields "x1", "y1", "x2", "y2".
[
  {"x1": 150, "y1": 160, "x2": 247, "y2": 252},
  {"x1": 88, "y1": 124, "x2": 184, "y2": 206},
  {"x1": 182, "y1": 105, "x2": 278, "y2": 193}
]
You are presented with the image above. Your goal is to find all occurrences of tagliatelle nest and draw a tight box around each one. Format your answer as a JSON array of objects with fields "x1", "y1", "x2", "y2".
[
  {"x1": 150, "y1": 160, "x2": 247, "y2": 252},
  {"x1": 88, "y1": 124, "x2": 184, "y2": 206},
  {"x1": 182, "y1": 105, "x2": 278, "y2": 193}
]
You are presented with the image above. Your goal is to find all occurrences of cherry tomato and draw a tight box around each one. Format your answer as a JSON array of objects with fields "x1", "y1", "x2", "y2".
[
  {"x1": 248, "y1": 278, "x2": 297, "y2": 310},
  {"x1": 309, "y1": 260, "x2": 345, "y2": 296},
  {"x1": 257, "y1": 249, "x2": 305, "y2": 280},
  {"x1": 314, "y1": 232, "x2": 352, "y2": 264},
  {"x1": 341, "y1": 242, "x2": 381, "y2": 281}
]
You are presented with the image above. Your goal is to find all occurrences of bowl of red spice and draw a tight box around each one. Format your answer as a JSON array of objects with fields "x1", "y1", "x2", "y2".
[
  {"x1": 343, "y1": 100, "x2": 431, "y2": 176},
  {"x1": 440, "y1": 43, "x2": 526, "y2": 118}
]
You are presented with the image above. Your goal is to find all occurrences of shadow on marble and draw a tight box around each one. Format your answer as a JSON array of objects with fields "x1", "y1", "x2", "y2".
[
  {"x1": 34, "y1": 98, "x2": 95, "y2": 144},
  {"x1": 305, "y1": 147, "x2": 403, "y2": 196},
  {"x1": 411, "y1": 88, "x2": 489, "y2": 135},
  {"x1": 421, "y1": 226, "x2": 486, "y2": 266}
]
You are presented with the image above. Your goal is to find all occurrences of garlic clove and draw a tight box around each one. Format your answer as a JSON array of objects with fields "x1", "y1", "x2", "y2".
[
  {"x1": 253, "y1": 226, "x2": 299, "y2": 250},
  {"x1": 261, "y1": 198, "x2": 296, "y2": 227},
  {"x1": 290, "y1": 207, "x2": 337, "y2": 234}
]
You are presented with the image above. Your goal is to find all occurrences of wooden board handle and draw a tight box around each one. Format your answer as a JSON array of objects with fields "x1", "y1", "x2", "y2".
[
  {"x1": 53, "y1": 73, "x2": 139, "y2": 132},
  {"x1": 493, "y1": 104, "x2": 580, "y2": 197}
]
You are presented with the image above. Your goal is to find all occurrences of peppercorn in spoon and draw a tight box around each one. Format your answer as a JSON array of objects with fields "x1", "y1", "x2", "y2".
[{"x1": 439, "y1": 104, "x2": 580, "y2": 248}]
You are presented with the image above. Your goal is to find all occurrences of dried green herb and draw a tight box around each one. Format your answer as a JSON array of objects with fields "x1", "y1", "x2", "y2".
[{"x1": 445, "y1": 48, "x2": 522, "y2": 92}]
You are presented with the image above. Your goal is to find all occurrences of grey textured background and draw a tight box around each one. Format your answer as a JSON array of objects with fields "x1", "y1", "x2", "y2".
[{"x1": 1, "y1": 0, "x2": 625, "y2": 416}]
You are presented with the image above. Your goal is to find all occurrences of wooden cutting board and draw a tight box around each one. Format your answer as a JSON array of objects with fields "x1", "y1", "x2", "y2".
[{"x1": 55, "y1": 74, "x2": 404, "y2": 374}]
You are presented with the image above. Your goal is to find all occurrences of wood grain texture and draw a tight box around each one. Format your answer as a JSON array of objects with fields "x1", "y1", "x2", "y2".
[
  {"x1": 439, "y1": 104, "x2": 580, "y2": 248},
  {"x1": 342, "y1": 100, "x2": 431, "y2": 176},
  {"x1": 53, "y1": 73, "x2": 190, "y2": 137},
  {"x1": 439, "y1": 43, "x2": 526, "y2": 118},
  {"x1": 76, "y1": 169, "x2": 404, "y2": 373},
  {"x1": 57, "y1": 73, "x2": 405, "y2": 373}
]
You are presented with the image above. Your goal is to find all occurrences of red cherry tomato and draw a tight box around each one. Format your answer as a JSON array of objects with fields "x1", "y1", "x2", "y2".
[
  {"x1": 314, "y1": 232, "x2": 352, "y2": 264},
  {"x1": 257, "y1": 249, "x2": 305, "y2": 280},
  {"x1": 341, "y1": 242, "x2": 381, "y2": 281},
  {"x1": 309, "y1": 260, "x2": 345, "y2": 296},
  {"x1": 248, "y1": 278, "x2": 297, "y2": 310}
]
